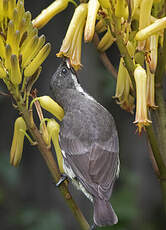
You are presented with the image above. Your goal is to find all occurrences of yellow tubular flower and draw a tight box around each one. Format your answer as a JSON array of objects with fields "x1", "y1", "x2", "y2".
[
  {"x1": 98, "y1": 0, "x2": 111, "y2": 10},
  {"x1": 135, "y1": 17, "x2": 166, "y2": 41},
  {"x1": 114, "y1": 58, "x2": 135, "y2": 114},
  {"x1": 22, "y1": 34, "x2": 46, "y2": 68},
  {"x1": 10, "y1": 54, "x2": 22, "y2": 85},
  {"x1": 38, "y1": 96, "x2": 64, "y2": 121},
  {"x1": 97, "y1": 27, "x2": 115, "y2": 52},
  {"x1": 0, "y1": 60, "x2": 7, "y2": 78},
  {"x1": 134, "y1": 65, "x2": 151, "y2": 133},
  {"x1": 8, "y1": 0, "x2": 16, "y2": 19},
  {"x1": 149, "y1": 34, "x2": 159, "y2": 73},
  {"x1": 131, "y1": 0, "x2": 141, "y2": 16},
  {"x1": 95, "y1": 19, "x2": 107, "y2": 33},
  {"x1": 10, "y1": 117, "x2": 27, "y2": 167},
  {"x1": 47, "y1": 119, "x2": 64, "y2": 174},
  {"x1": 0, "y1": 0, "x2": 51, "y2": 85},
  {"x1": 115, "y1": 0, "x2": 129, "y2": 19},
  {"x1": 57, "y1": 3, "x2": 88, "y2": 70},
  {"x1": 138, "y1": 0, "x2": 153, "y2": 50},
  {"x1": 139, "y1": 0, "x2": 153, "y2": 30},
  {"x1": 24, "y1": 43, "x2": 51, "y2": 77},
  {"x1": 32, "y1": 0, "x2": 73, "y2": 29},
  {"x1": 21, "y1": 35, "x2": 39, "y2": 68},
  {"x1": 0, "y1": 35, "x2": 5, "y2": 59},
  {"x1": 133, "y1": 8, "x2": 157, "y2": 23},
  {"x1": 146, "y1": 63, "x2": 157, "y2": 108},
  {"x1": 84, "y1": 0, "x2": 100, "y2": 42},
  {"x1": 5, "y1": 44, "x2": 12, "y2": 72}
]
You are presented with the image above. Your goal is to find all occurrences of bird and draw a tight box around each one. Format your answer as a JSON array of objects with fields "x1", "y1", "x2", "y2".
[{"x1": 50, "y1": 58, "x2": 120, "y2": 228}]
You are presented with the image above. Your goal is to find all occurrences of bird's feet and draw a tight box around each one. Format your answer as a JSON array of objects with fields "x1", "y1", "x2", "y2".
[{"x1": 56, "y1": 174, "x2": 68, "y2": 187}]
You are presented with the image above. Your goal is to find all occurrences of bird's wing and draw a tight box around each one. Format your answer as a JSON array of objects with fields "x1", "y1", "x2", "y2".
[{"x1": 60, "y1": 114, "x2": 119, "y2": 200}]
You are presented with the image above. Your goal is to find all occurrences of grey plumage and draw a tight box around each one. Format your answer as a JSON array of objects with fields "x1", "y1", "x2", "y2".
[{"x1": 50, "y1": 59, "x2": 120, "y2": 227}]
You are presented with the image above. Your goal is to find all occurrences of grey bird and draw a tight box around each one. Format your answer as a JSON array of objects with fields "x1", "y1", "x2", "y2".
[{"x1": 50, "y1": 59, "x2": 120, "y2": 227}]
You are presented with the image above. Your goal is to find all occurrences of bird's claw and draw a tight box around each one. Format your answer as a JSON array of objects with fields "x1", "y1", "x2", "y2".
[{"x1": 56, "y1": 174, "x2": 68, "y2": 187}]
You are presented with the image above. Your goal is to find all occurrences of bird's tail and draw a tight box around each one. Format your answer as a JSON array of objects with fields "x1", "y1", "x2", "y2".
[{"x1": 93, "y1": 197, "x2": 118, "y2": 227}]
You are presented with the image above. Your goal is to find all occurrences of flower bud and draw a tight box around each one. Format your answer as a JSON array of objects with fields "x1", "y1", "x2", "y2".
[
  {"x1": 10, "y1": 117, "x2": 27, "y2": 167},
  {"x1": 38, "y1": 96, "x2": 64, "y2": 121},
  {"x1": 47, "y1": 119, "x2": 64, "y2": 173},
  {"x1": 134, "y1": 65, "x2": 151, "y2": 133},
  {"x1": 115, "y1": 0, "x2": 129, "y2": 19},
  {"x1": 21, "y1": 35, "x2": 39, "y2": 68},
  {"x1": 135, "y1": 17, "x2": 166, "y2": 41},
  {"x1": 5, "y1": 44, "x2": 12, "y2": 72},
  {"x1": 0, "y1": 60, "x2": 7, "y2": 78},
  {"x1": 139, "y1": 0, "x2": 153, "y2": 31},
  {"x1": 114, "y1": 58, "x2": 135, "y2": 113},
  {"x1": 149, "y1": 34, "x2": 159, "y2": 73},
  {"x1": 0, "y1": 36, "x2": 5, "y2": 59},
  {"x1": 97, "y1": 27, "x2": 115, "y2": 52},
  {"x1": 146, "y1": 63, "x2": 157, "y2": 109},
  {"x1": 131, "y1": 0, "x2": 141, "y2": 17},
  {"x1": 10, "y1": 54, "x2": 22, "y2": 85},
  {"x1": 95, "y1": 19, "x2": 107, "y2": 33},
  {"x1": 98, "y1": 0, "x2": 111, "y2": 10},
  {"x1": 137, "y1": 0, "x2": 153, "y2": 50},
  {"x1": 22, "y1": 34, "x2": 46, "y2": 68},
  {"x1": 84, "y1": 0, "x2": 100, "y2": 42},
  {"x1": 32, "y1": 0, "x2": 70, "y2": 29},
  {"x1": 7, "y1": 20, "x2": 20, "y2": 56},
  {"x1": 8, "y1": 0, "x2": 16, "y2": 19},
  {"x1": 24, "y1": 43, "x2": 51, "y2": 77},
  {"x1": 15, "y1": 0, "x2": 25, "y2": 30}
]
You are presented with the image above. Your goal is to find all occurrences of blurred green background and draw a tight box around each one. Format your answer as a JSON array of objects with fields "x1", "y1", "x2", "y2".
[{"x1": 0, "y1": 0, "x2": 165, "y2": 229}]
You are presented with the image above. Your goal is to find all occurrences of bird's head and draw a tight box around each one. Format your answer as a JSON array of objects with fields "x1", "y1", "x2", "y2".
[{"x1": 50, "y1": 58, "x2": 78, "y2": 95}]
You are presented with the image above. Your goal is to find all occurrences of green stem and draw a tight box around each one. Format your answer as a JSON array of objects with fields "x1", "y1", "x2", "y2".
[
  {"x1": 17, "y1": 103, "x2": 90, "y2": 230},
  {"x1": 115, "y1": 36, "x2": 136, "y2": 90},
  {"x1": 146, "y1": 124, "x2": 166, "y2": 176},
  {"x1": 155, "y1": 29, "x2": 166, "y2": 85},
  {"x1": 146, "y1": 86, "x2": 166, "y2": 213},
  {"x1": 155, "y1": 87, "x2": 166, "y2": 166}
]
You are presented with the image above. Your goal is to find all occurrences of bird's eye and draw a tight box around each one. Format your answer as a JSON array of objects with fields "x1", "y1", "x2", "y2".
[{"x1": 61, "y1": 67, "x2": 68, "y2": 75}]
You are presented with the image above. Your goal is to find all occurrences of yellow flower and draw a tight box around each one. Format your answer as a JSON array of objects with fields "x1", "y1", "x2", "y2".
[
  {"x1": 114, "y1": 58, "x2": 135, "y2": 114},
  {"x1": 136, "y1": 17, "x2": 166, "y2": 41},
  {"x1": 98, "y1": 0, "x2": 111, "y2": 10},
  {"x1": 38, "y1": 96, "x2": 64, "y2": 121},
  {"x1": 134, "y1": 65, "x2": 151, "y2": 133},
  {"x1": 115, "y1": 0, "x2": 129, "y2": 19},
  {"x1": 10, "y1": 117, "x2": 27, "y2": 167},
  {"x1": 47, "y1": 119, "x2": 64, "y2": 174},
  {"x1": 84, "y1": 0, "x2": 100, "y2": 42},
  {"x1": 57, "y1": 3, "x2": 88, "y2": 70},
  {"x1": 95, "y1": 19, "x2": 107, "y2": 33},
  {"x1": 97, "y1": 26, "x2": 115, "y2": 52},
  {"x1": 32, "y1": 0, "x2": 75, "y2": 29},
  {"x1": 149, "y1": 34, "x2": 159, "y2": 73},
  {"x1": 146, "y1": 63, "x2": 157, "y2": 109},
  {"x1": 0, "y1": 0, "x2": 50, "y2": 85}
]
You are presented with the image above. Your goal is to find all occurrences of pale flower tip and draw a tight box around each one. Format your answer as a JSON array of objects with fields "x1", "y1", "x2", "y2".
[
  {"x1": 134, "y1": 119, "x2": 152, "y2": 134},
  {"x1": 56, "y1": 52, "x2": 65, "y2": 58},
  {"x1": 71, "y1": 60, "x2": 82, "y2": 71},
  {"x1": 84, "y1": 31, "x2": 93, "y2": 43}
]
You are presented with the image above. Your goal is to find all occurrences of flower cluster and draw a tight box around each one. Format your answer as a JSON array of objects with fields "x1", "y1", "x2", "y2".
[
  {"x1": 0, "y1": 0, "x2": 51, "y2": 85},
  {"x1": 33, "y1": 0, "x2": 166, "y2": 133},
  {"x1": 0, "y1": 0, "x2": 57, "y2": 166}
]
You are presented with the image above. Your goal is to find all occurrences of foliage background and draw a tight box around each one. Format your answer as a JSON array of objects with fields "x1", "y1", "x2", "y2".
[{"x1": 0, "y1": 0, "x2": 165, "y2": 229}]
